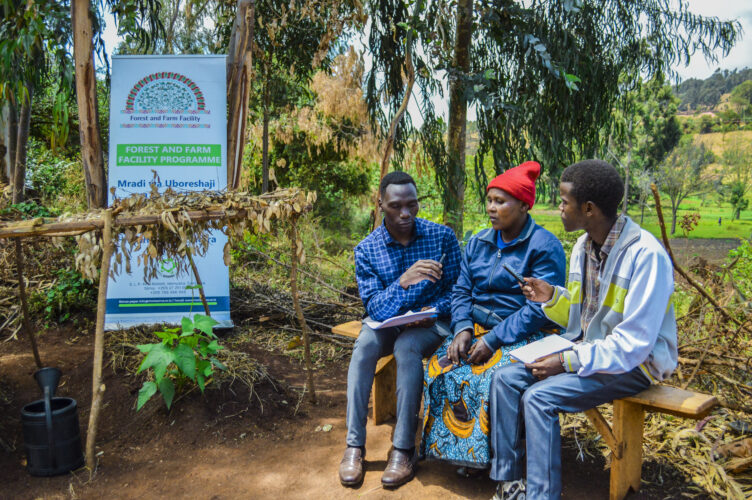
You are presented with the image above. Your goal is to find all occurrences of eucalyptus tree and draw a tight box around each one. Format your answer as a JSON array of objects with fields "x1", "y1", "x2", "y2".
[
  {"x1": 0, "y1": 0, "x2": 72, "y2": 204},
  {"x1": 363, "y1": 0, "x2": 740, "y2": 236}
]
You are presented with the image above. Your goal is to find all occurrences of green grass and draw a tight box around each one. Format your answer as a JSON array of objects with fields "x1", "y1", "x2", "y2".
[{"x1": 528, "y1": 196, "x2": 752, "y2": 241}]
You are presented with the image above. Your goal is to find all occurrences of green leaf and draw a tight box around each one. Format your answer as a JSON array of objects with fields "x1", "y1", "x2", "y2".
[
  {"x1": 196, "y1": 373, "x2": 206, "y2": 393},
  {"x1": 173, "y1": 343, "x2": 196, "y2": 380},
  {"x1": 181, "y1": 316, "x2": 194, "y2": 335},
  {"x1": 155, "y1": 330, "x2": 178, "y2": 344},
  {"x1": 137, "y1": 343, "x2": 173, "y2": 380},
  {"x1": 137, "y1": 381, "x2": 157, "y2": 410},
  {"x1": 158, "y1": 377, "x2": 175, "y2": 409},
  {"x1": 210, "y1": 357, "x2": 227, "y2": 371},
  {"x1": 198, "y1": 359, "x2": 213, "y2": 377},
  {"x1": 136, "y1": 343, "x2": 155, "y2": 353},
  {"x1": 193, "y1": 314, "x2": 219, "y2": 336}
]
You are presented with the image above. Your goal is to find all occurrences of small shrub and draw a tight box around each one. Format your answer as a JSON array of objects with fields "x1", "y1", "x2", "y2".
[
  {"x1": 136, "y1": 314, "x2": 226, "y2": 410},
  {"x1": 29, "y1": 268, "x2": 96, "y2": 323}
]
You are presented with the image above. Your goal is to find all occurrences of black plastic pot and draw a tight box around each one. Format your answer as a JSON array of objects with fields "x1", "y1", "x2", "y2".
[{"x1": 21, "y1": 368, "x2": 84, "y2": 476}]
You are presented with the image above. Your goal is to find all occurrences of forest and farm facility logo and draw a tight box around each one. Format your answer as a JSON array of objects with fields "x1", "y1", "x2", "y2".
[{"x1": 120, "y1": 72, "x2": 211, "y2": 128}]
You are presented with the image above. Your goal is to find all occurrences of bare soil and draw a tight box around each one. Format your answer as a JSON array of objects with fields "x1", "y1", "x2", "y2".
[{"x1": 0, "y1": 322, "x2": 702, "y2": 500}]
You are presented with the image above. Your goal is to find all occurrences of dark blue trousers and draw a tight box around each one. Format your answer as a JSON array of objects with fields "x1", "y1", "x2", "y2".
[{"x1": 489, "y1": 363, "x2": 651, "y2": 499}]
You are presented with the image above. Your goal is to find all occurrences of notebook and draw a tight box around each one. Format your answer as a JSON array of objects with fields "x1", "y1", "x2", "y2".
[{"x1": 509, "y1": 334, "x2": 575, "y2": 364}]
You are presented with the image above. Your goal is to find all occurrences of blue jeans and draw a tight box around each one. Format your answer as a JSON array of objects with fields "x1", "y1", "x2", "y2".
[
  {"x1": 345, "y1": 318, "x2": 448, "y2": 450},
  {"x1": 489, "y1": 363, "x2": 651, "y2": 499}
]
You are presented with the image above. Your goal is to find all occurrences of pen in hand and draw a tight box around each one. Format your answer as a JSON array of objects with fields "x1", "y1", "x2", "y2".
[{"x1": 438, "y1": 253, "x2": 446, "y2": 265}]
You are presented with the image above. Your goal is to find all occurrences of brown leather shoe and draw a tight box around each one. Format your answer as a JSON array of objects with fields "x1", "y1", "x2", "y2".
[
  {"x1": 339, "y1": 447, "x2": 364, "y2": 486},
  {"x1": 381, "y1": 448, "x2": 416, "y2": 488}
]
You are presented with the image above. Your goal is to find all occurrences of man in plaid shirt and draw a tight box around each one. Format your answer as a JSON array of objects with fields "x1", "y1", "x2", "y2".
[{"x1": 339, "y1": 171, "x2": 461, "y2": 489}]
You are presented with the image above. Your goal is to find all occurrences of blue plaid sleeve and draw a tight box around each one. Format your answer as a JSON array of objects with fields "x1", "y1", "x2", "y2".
[{"x1": 354, "y1": 245, "x2": 407, "y2": 321}]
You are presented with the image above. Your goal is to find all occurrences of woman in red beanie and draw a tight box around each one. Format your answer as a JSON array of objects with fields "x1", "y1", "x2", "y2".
[{"x1": 420, "y1": 161, "x2": 566, "y2": 474}]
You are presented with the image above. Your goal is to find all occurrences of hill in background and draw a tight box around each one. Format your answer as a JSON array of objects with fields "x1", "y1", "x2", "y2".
[{"x1": 674, "y1": 68, "x2": 752, "y2": 112}]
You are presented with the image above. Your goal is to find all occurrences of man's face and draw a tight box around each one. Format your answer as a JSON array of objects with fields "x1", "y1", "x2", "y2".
[
  {"x1": 558, "y1": 182, "x2": 586, "y2": 232},
  {"x1": 380, "y1": 183, "x2": 419, "y2": 235}
]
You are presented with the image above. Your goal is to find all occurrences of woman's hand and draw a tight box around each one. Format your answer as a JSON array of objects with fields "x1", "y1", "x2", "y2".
[
  {"x1": 525, "y1": 353, "x2": 564, "y2": 380},
  {"x1": 521, "y1": 277, "x2": 554, "y2": 303},
  {"x1": 447, "y1": 330, "x2": 473, "y2": 364},
  {"x1": 467, "y1": 339, "x2": 493, "y2": 364}
]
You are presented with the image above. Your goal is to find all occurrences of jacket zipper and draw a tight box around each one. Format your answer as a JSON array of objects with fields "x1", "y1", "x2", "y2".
[{"x1": 487, "y1": 249, "x2": 502, "y2": 288}]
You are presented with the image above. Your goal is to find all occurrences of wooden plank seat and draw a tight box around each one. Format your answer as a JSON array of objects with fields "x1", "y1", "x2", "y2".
[{"x1": 333, "y1": 320, "x2": 719, "y2": 500}]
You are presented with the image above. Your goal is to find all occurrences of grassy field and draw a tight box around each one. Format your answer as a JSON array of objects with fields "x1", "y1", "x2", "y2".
[{"x1": 433, "y1": 194, "x2": 752, "y2": 242}]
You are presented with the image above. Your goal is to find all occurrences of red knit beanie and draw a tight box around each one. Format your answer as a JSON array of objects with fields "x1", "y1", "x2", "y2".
[{"x1": 486, "y1": 161, "x2": 541, "y2": 208}]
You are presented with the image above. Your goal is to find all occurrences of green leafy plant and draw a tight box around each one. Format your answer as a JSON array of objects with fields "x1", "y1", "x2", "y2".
[
  {"x1": 136, "y1": 314, "x2": 226, "y2": 410},
  {"x1": 29, "y1": 268, "x2": 95, "y2": 323}
]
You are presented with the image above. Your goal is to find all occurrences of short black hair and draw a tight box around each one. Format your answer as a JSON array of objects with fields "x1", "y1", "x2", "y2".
[
  {"x1": 560, "y1": 159, "x2": 624, "y2": 219},
  {"x1": 379, "y1": 171, "x2": 417, "y2": 196}
]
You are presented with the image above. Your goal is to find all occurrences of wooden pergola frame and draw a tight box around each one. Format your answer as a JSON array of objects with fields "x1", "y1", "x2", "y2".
[{"x1": 0, "y1": 191, "x2": 314, "y2": 473}]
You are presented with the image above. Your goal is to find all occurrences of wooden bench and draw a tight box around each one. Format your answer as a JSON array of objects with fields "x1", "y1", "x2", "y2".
[
  {"x1": 584, "y1": 385, "x2": 717, "y2": 500},
  {"x1": 332, "y1": 320, "x2": 718, "y2": 500}
]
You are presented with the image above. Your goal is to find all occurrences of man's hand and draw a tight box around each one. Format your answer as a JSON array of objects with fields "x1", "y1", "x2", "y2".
[
  {"x1": 467, "y1": 338, "x2": 493, "y2": 364},
  {"x1": 399, "y1": 259, "x2": 443, "y2": 289},
  {"x1": 525, "y1": 353, "x2": 564, "y2": 380},
  {"x1": 447, "y1": 330, "x2": 473, "y2": 364},
  {"x1": 404, "y1": 306, "x2": 437, "y2": 329},
  {"x1": 521, "y1": 277, "x2": 554, "y2": 303}
]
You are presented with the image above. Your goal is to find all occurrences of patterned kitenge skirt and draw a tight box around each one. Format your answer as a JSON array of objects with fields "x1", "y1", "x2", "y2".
[{"x1": 420, "y1": 324, "x2": 543, "y2": 468}]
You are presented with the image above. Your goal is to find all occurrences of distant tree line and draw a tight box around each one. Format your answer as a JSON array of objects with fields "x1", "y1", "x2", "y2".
[{"x1": 674, "y1": 68, "x2": 752, "y2": 112}]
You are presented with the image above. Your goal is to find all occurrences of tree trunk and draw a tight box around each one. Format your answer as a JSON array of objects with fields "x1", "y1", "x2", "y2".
[
  {"x1": 640, "y1": 198, "x2": 646, "y2": 224},
  {"x1": 622, "y1": 121, "x2": 633, "y2": 215},
  {"x1": 13, "y1": 86, "x2": 32, "y2": 204},
  {"x1": 72, "y1": 0, "x2": 107, "y2": 209},
  {"x1": 444, "y1": 0, "x2": 473, "y2": 238},
  {"x1": 371, "y1": 36, "x2": 415, "y2": 231},
  {"x1": 261, "y1": 72, "x2": 271, "y2": 193},
  {"x1": 0, "y1": 130, "x2": 7, "y2": 185},
  {"x1": 226, "y1": 0, "x2": 254, "y2": 190},
  {"x1": 7, "y1": 101, "x2": 18, "y2": 186},
  {"x1": 548, "y1": 176, "x2": 558, "y2": 206},
  {"x1": 671, "y1": 205, "x2": 677, "y2": 235}
]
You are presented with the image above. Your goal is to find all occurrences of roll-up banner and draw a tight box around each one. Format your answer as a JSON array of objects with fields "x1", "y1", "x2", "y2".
[{"x1": 105, "y1": 55, "x2": 231, "y2": 330}]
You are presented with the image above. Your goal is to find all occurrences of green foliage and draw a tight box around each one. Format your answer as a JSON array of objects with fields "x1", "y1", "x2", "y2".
[
  {"x1": 136, "y1": 314, "x2": 226, "y2": 410},
  {"x1": 727, "y1": 240, "x2": 752, "y2": 300},
  {"x1": 727, "y1": 182, "x2": 749, "y2": 220},
  {"x1": 25, "y1": 138, "x2": 84, "y2": 207},
  {"x1": 28, "y1": 268, "x2": 95, "y2": 324},
  {"x1": 0, "y1": 200, "x2": 57, "y2": 219},
  {"x1": 674, "y1": 68, "x2": 752, "y2": 112}
]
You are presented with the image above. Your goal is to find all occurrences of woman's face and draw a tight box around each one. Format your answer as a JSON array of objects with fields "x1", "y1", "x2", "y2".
[{"x1": 486, "y1": 187, "x2": 529, "y2": 232}]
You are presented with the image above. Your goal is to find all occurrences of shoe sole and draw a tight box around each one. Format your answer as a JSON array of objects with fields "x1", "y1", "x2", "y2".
[
  {"x1": 340, "y1": 477, "x2": 364, "y2": 487},
  {"x1": 381, "y1": 469, "x2": 415, "y2": 489}
]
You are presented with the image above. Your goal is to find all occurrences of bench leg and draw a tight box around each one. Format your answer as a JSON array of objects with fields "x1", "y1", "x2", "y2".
[
  {"x1": 372, "y1": 355, "x2": 396, "y2": 425},
  {"x1": 610, "y1": 400, "x2": 644, "y2": 500}
]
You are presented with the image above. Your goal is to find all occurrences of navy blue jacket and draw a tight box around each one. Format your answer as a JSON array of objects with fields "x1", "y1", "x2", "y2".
[{"x1": 450, "y1": 215, "x2": 566, "y2": 351}]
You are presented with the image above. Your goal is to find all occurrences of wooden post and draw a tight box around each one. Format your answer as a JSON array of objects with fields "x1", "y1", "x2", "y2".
[
  {"x1": 609, "y1": 399, "x2": 644, "y2": 500},
  {"x1": 186, "y1": 247, "x2": 211, "y2": 316},
  {"x1": 288, "y1": 218, "x2": 316, "y2": 403},
  {"x1": 85, "y1": 209, "x2": 114, "y2": 471},
  {"x1": 14, "y1": 239, "x2": 42, "y2": 368}
]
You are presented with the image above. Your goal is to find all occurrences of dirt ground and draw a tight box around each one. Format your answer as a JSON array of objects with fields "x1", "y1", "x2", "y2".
[{"x1": 0, "y1": 321, "x2": 702, "y2": 500}]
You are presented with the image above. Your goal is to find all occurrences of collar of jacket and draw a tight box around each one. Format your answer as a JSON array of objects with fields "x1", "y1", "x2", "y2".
[
  {"x1": 380, "y1": 217, "x2": 426, "y2": 246},
  {"x1": 574, "y1": 216, "x2": 642, "y2": 279},
  {"x1": 476, "y1": 214, "x2": 535, "y2": 248}
]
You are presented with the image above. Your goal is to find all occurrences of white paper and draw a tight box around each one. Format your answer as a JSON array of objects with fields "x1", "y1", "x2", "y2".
[
  {"x1": 365, "y1": 308, "x2": 438, "y2": 330},
  {"x1": 509, "y1": 334, "x2": 575, "y2": 364}
]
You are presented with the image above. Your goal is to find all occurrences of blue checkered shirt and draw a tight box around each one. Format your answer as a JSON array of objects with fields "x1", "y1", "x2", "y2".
[{"x1": 354, "y1": 218, "x2": 462, "y2": 322}]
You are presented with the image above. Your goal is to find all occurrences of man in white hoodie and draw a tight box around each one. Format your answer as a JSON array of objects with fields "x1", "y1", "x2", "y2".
[{"x1": 489, "y1": 160, "x2": 677, "y2": 500}]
